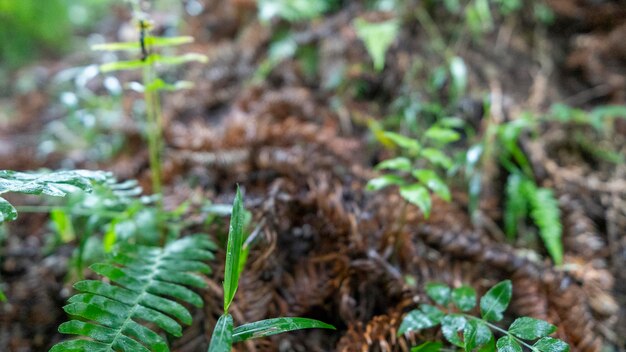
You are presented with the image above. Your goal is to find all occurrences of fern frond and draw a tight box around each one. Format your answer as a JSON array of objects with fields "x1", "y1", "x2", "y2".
[
  {"x1": 524, "y1": 182, "x2": 563, "y2": 265},
  {"x1": 0, "y1": 169, "x2": 111, "y2": 223},
  {"x1": 503, "y1": 173, "x2": 528, "y2": 241},
  {"x1": 51, "y1": 235, "x2": 216, "y2": 352}
]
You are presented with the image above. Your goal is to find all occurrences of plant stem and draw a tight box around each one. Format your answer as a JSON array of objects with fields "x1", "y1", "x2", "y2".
[
  {"x1": 142, "y1": 38, "x2": 167, "y2": 245},
  {"x1": 143, "y1": 64, "x2": 163, "y2": 197},
  {"x1": 464, "y1": 315, "x2": 538, "y2": 351}
]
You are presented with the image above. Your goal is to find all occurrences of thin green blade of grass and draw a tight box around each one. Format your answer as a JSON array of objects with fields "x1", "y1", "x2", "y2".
[{"x1": 223, "y1": 186, "x2": 245, "y2": 312}]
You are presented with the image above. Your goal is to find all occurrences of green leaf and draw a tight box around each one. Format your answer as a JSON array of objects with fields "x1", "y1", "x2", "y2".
[
  {"x1": 366, "y1": 175, "x2": 406, "y2": 191},
  {"x1": 478, "y1": 334, "x2": 496, "y2": 352},
  {"x1": 464, "y1": 319, "x2": 492, "y2": 352},
  {"x1": 525, "y1": 184, "x2": 563, "y2": 265},
  {"x1": 496, "y1": 336, "x2": 522, "y2": 352},
  {"x1": 480, "y1": 280, "x2": 512, "y2": 322},
  {"x1": 382, "y1": 131, "x2": 421, "y2": 153},
  {"x1": 441, "y1": 314, "x2": 467, "y2": 347},
  {"x1": 422, "y1": 148, "x2": 454, "y2": 170},
  {"x1": 51, "y1": 208, "x2": 75, "y2": 243},
  {"x1": 208, "y1": 314, "x2": 233, "y2": 352},
  {"x1": 400, "y1": 184, "x2": 432, "y2": 218},
  {"x1": 0, "y1": 287, "x2": 6, "y2": 302},
  {"x1": 424, "y1": 126, "x2": 461, "y2": 144},
  {"x1": 353, "y1": 18, "x2": 399, "y2": 71},
  {"x1": 100, "y1": 53, "x2": 207, "y2": 73},
  {"x1": 451, "y1": 286, "x2": 476, "y2": 311},
  {"x1": 504, "y1": 174, "x2": 528, "y2": 241},
  {"x1": 412, "y1": 169, "x2": 451, "y2": 202},
  {"x1": 100, "y1": 59, "x2": 149, "y2": 72},
  {"x1": 376, "y1": 157, "x2": 412, "y2": 172},
  {"x1": 0, "y1": 169, "x2": 110, "y2": 223},
  {"x1": 426, "y1": 282, "x2": 451, "y2": 306},
  {"x1": 398, "y1": 304, "x2": 444, "y2": 335},
  {"x1": 258, "y1": 0, "x2": 331, "y2": 22},
  {"x1": 0, "y1": 170, "x2": 109, "y2": 197},
  {"x1": 232, "y1": 317, "x2": 335, "y2": 342},
  {"x1": 223, "y1": 187, "x2": 245, "y2": 312},
  {"x1": 51, "y1": 235, "x2": 215, "y2": 351},
  {"x1": 533, "y1": 337, "x2": 570, "y2": 352},
  {"x1": 508, "y1": 317, "x2": 556, "y2": 340},
  {"x1": 0, "y1": 197, "x2": 17, "y2": 223},
  {"x1": 411, "y1": 341, "x2": 443, "y2": 352},
  {"x1": 50, "y1": 339, "x2": 112, "y2": 352},
  {"x1": 154, "y1": 53, "x2": 208, "y2": 66},
  {"x1": 145, "y1": 79, "x2": 194, "y2": 92},
  {"x1": 449, "y1": 56, "x2": 467, "y2": 99},
  {"x1": 92, "y1": 36, "x2": 194, "y2": 52}
]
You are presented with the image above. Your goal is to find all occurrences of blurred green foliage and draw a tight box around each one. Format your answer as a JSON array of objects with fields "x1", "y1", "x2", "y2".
[
  {"x1": 0, "y1": 0, "x2": 71, "y2": 68},
  {"x1": 0, "y1": 0, "x2": 116, "y2": 69}
]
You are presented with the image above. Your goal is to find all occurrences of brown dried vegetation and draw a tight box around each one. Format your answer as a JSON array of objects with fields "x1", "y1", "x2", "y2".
[{"x1": 1, "y1": 1, "x2": 625, "y2": 351}]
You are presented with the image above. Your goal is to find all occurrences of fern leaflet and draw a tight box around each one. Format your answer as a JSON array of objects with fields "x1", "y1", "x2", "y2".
[
  {"x1": 51, "y1": 235, "x2": 216, "y2": 352},
  {"x1": 526, "y1": 185, "x2": 563, "y2": 265},
  {"x1": 0, "y1": 169, "x2": 111, "y2": 223}
]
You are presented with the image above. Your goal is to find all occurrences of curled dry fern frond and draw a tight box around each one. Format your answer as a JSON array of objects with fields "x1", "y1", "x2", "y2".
[{"x1": 50, "y1": 235, "x2": 216, "y2": 352}]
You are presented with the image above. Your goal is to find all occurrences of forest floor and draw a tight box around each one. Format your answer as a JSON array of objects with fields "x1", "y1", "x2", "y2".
[{"x1": 1, "y1": 1, "x2": 625, "y2": 351}]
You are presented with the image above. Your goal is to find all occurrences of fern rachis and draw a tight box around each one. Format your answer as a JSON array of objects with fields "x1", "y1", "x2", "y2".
[{"x1": 51, "y1": 235, "x2": 215, "y2": 352}]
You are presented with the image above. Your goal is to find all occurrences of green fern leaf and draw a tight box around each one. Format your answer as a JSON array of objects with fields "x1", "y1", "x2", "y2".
[
  {"x1": 51, "y1": 235, "x2": 215, "y2": 352},
  {"x1": 524, "y1": 183, "x2": 563, "y2": 265},
  {"x1": 0, "y1": 169, "x2": 111, "y2": 223},
  {"x1": 504, "y1": 174, "x2": 528, "y2": 241}
]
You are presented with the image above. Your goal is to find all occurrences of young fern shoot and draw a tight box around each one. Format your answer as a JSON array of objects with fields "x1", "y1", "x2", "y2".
[
  {"x1": 208, "y1": 186, "x2": 335, "y2": 352},
  {"x1": 91, "y1": 6, "x2": 207, "y2": 199}
]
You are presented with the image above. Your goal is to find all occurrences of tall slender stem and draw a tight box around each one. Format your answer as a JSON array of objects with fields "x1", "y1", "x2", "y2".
[
  {"x1": 142, "y1": 43, "x2": 167, "y2": 245},
  {"x1": 143, "y1": 64, "x2": 163, "y2": 197}
]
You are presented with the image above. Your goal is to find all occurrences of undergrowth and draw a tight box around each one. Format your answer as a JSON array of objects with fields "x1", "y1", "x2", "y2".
[
  {"x1": 1, "y1": 0, "x2": 621, "y2": 350},
  {"x1": 400, "y1": 281, "x2": 570, "y2": 352}
]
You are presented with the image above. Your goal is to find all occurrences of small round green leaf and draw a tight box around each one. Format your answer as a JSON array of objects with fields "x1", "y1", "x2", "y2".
[
  {"x1": 533, "y1": 337, "x2": 570, "y2": 352},
  {"x1": 509, "y1": 317, "x2": 556, "y2": 340},
  {"x1": 422, "y1": 148, "x2": 454, "y2": 170},
  {"x1": 412, "y1": 169, "x2": 451, "y2": 202},
  {"x1": 480, "y1": 280, "x2": 512, "y2": 322},
  {"x1": 208, "y1": 314, "x2": 233, "y2": 352},
  {"x1": 366, "y1": 175, "x2": 406, "y2": 191},
  {"x1": 400, "y1": 184, "x2": 432, "y2": 218},
  {"x1": 441, "y1": 314, "x2": 467, "y2": 348},
  {"x1": 0, "y1": 197, "x2": 18, "y2": 223},
  {"x1": 452, "y1": 285, "x2": 477, "y2": 312},
  {"x1": 375, "y1": 157, "x2": 412, "y2": 172},
  {"x1": 496, "y1": 336, "x2": 522, "y2": 352},
  {"x1": 424, "y1": 126, "x2": 461, "y2": 144},
  {"x1": 426, "y1": 282, "x2": 451, "y2": 306},
  {"x1": 411, "y1": 341, "x2": 443, "y2": 352},
  {"x1": 463, "y1": 319, "x2": 492, "y2": 352},
  {"x1": 398, "y1": 304, "x2": 444, "y2": 335},
  {"x1": 382, "y1": 131, "x2": 421, "y2": 152}
]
